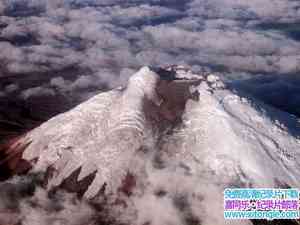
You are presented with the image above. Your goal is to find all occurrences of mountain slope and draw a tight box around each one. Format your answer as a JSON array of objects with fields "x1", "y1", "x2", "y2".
[{"x1": 1, "y1": 66, "x2": 299, "y2": 225}]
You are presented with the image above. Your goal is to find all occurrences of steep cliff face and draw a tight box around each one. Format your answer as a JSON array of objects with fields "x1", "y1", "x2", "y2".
[{"x1": 0, "y1": 66, "x2": 299, "y2": 225}]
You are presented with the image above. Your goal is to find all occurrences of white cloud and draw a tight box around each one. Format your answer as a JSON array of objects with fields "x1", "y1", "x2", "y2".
[
  {"x1": 188, "y1": 0, "x2": 300, "y2": 22},
  {"x1": 70, "y1": 75, "x2": 94, "y2": 90},
  {"x1": 20, "y1": 87, "x2": 56, "y2": 100},
  {"x1": 5, "y1": 83, "x2": 19, "y2": 93},
  {"x1": 50, "y1": 76, "x2": 69, "y2": 90},
  {"x1": 0, "y1": 0, "x2": 299, "y2": 117}
]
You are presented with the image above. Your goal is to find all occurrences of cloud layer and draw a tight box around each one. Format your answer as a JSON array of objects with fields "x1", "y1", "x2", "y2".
[{"x1": 0, "y1": 0, "x2": 300, "y2": 118}]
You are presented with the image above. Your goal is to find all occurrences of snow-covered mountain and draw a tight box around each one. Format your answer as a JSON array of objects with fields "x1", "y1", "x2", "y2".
[{"x1": 1, "y1": 66, "x2": 300, "y2": 225}]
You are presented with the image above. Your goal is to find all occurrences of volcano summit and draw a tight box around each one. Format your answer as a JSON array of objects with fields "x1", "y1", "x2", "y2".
[{"x1": 0, "y1": 66, "x2": 300, "y2": 225}]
